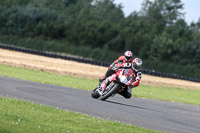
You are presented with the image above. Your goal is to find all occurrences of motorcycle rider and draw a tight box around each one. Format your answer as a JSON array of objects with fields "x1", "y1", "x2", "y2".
[
  {"x1": 100, "y1": 58, "x2": 143, "y2": 99},
  {"x1": 99, "y1": 51, "x2": 134, "y2": 82}
]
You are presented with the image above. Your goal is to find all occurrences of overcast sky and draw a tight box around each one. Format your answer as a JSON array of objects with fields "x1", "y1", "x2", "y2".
[{"x1": 114, "y1": 0, "x2": 200, "y2": 24}]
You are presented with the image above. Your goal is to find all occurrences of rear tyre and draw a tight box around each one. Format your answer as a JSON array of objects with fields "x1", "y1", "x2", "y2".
[{"x1": 100, "y1": 84, "x2": 119, "y2": 101}]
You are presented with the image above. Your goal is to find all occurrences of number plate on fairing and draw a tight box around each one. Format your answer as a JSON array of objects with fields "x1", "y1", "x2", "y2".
[{"x1": 123, "y1": 63, "x2": 132, "y2": 68}]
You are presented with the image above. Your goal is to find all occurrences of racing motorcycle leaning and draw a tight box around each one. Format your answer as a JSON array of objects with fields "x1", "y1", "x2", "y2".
[{"x1": 91, "y1": 63, "x2": 135, "y2": 101}]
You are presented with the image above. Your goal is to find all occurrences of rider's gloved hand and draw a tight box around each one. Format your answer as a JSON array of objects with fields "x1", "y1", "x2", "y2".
[
  {"x1": 112, "y1": 65, "x2": 118, "y2": 71},
  {"x1": 112, "y1": 64, "x2": 119, "y2": 71},
  {"x1": 113, "y1": 64, "x2": 123, "y2": 71}
]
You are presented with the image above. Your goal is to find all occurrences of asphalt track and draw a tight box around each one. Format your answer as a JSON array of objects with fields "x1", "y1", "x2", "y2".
[{"x1": 1, "y1": 76, "x2": 200, "y2": 133}]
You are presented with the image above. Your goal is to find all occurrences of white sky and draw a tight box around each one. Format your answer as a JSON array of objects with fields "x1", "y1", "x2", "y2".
[{"x1": 114, "y1": 0, "x2": 200, "y2": 24}]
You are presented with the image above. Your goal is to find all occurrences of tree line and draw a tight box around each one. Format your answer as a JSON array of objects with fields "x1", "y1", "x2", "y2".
[{"x1": 0, "y1": 0, "x2": 200, "y2": 78}]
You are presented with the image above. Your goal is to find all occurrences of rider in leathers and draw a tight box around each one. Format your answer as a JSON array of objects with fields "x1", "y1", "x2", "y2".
[
  {"x1": 99, "y1": 51, "x2": 134, "y2": 82},
  {"x1": 100, "y1": 58, "x2": 143, "y2": 99}
]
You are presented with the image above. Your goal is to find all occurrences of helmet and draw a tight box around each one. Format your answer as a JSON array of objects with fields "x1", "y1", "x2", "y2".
[
  {"x1": 124, "y1": 51, "x2": 133, "y2": 61},
  {"x1": 132, "y1": 58, "x2": 142, "y2": 72}
]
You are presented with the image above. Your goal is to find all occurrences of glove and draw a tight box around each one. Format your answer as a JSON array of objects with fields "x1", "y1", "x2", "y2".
[{"x1": 112, "y1": 64, "x2": 123, "y2": 71}]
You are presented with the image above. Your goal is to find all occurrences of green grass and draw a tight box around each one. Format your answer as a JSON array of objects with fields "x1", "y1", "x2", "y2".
[
  {"x1": 0, "y1": 97, "x2": 161, "y2": 133},
  {"x1": 0, "y1": 64, "x2": 97, "y2": 90},
  {"x1": 0, "y1": 64, "x2": 200, "y2": 105},
  {"x1": 133, "y1": 85, "x2": 200, "y2": 105}
]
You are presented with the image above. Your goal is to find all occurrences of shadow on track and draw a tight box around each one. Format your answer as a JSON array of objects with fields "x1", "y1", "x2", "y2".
[{"x1": 105, "y1": 100, "x2": 166, "y2": 113}]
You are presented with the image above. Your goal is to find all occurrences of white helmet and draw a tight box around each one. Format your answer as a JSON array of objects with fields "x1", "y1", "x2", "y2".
[
  {"x1": 124, "y1": 51, "x2": 133, "y2": 61},
  {"x1": 132, "y1": 58, "x2": 142, "y2": 72}
]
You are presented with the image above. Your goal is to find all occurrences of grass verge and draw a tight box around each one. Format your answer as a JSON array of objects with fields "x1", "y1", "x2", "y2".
[
  {"x1": 0, "y1": 97, "x2": 161, "y2": 133},
  {"x1": 0, "y1": 64, "x2": 200, "y2": 105}
]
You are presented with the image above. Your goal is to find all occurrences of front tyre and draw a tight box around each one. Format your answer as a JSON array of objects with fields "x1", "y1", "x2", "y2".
[
  {"x1": 91, "y1": 87, "x2": 100, "y2": 99},
  {"x1": 100, "y1": 84, "x2": 119, "y2": 101}
]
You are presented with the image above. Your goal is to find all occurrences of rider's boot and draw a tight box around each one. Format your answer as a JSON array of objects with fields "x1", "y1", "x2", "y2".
[{"x1": 99, "y1": 69, "x2": 115, "y2": 82}]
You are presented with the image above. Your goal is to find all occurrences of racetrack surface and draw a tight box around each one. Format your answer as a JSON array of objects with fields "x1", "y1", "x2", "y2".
[{"x1": 1, "y1": 76, "x2": 200, "y2": 133}]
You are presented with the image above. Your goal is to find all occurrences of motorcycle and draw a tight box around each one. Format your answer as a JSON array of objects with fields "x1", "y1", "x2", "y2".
[{"x1": 91, "y1": 68, "x2": 133, "y2": 101}]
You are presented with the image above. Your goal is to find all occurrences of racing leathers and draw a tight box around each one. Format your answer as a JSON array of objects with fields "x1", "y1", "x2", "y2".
[
  {"x1": 99, "y1": 55, "x2": 134, "y2": 82},
  {"x1": 101, "y1": 67, "x2": 142, "y2": 99}
]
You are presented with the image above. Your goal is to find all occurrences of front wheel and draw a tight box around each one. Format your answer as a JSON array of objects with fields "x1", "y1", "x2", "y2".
[
  {"x1": 91, "y1": 87, "x2": 100, "y2": 99},
  {"x1": 100, "y1": 83, "x2": 119, "y2": 101}
]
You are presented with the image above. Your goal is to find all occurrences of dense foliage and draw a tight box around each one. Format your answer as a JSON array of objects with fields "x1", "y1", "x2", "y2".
[{"x1": 0, "y1": 0, "x2": 200, "y2": 78}]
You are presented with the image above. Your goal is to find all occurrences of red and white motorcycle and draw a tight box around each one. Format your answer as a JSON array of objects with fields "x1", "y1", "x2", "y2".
[{"x1": 91, "y1": 67, "x2": 134, "y2": 101}]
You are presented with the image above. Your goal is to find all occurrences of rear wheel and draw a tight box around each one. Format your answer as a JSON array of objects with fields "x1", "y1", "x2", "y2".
[{"x1": 100, "y1": 83, "x2": 119, "y2": 101}]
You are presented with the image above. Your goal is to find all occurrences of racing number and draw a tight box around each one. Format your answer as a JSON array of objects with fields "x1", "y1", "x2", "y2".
[{"x1": 123, "y1": 63, "x2": 132, "y2": 68}]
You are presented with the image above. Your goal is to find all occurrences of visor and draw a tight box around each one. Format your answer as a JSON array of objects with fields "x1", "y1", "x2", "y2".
[
  {"x1": 125, "y1": 56, "x2": 131, "y2": 61},
  {"x1": 133, "y1": 63, "x2": 142, "y2": 71}
]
